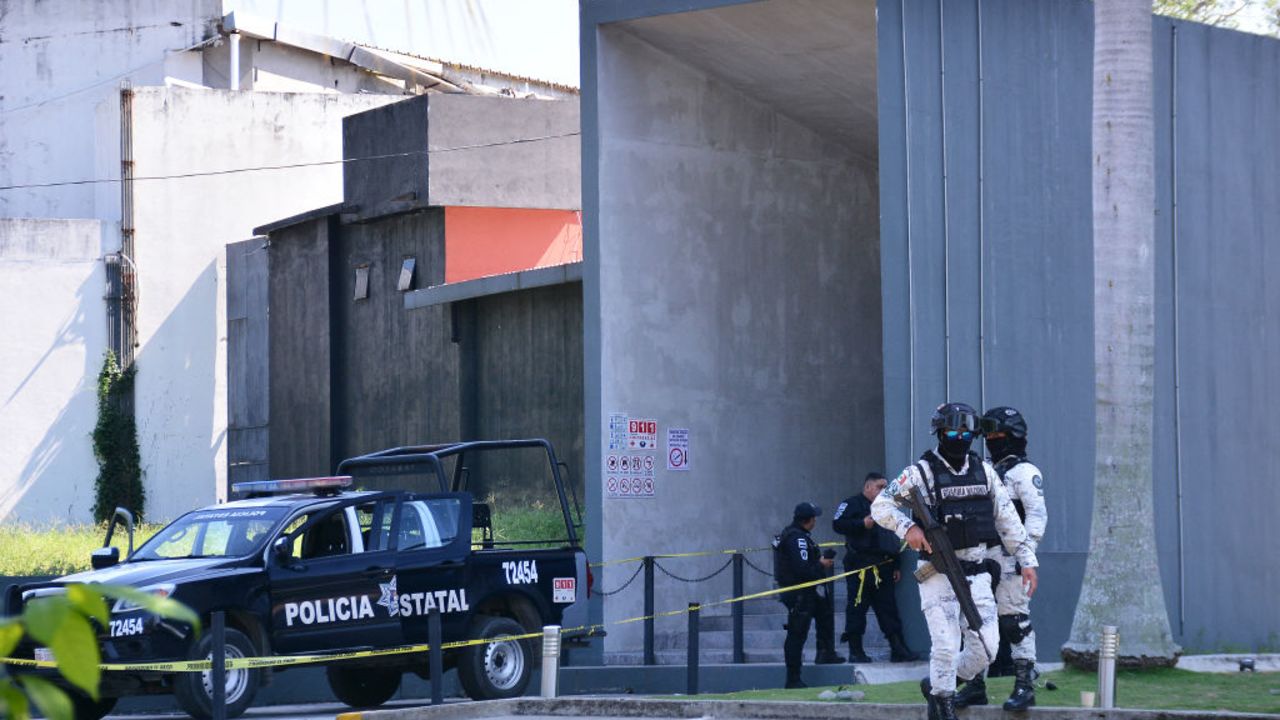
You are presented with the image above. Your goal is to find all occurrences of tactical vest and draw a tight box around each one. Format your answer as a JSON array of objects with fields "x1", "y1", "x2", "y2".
[
  {"x1": 993, "y1": 455, "x2": 1028, "y2": 522},
  {"x1": 919, "y1": 451, "x2": 999, "y2": 550}
]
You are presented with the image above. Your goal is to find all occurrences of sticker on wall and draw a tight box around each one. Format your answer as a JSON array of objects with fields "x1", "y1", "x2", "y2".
[
  {"x1": 667, "y1": 428, "x2": 690, "y2": 471},
  {"x1": 627, "y1": 418, "x2": 658, "y2": 450},
  {"x1": 608, "y1": 413, "x2": 628, "y2": 451}
]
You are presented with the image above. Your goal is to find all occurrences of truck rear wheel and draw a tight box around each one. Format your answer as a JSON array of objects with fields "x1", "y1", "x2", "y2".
[
  {"x1": 173, "y1": 627, "x2": 261, "y2": 719},
  {"x1": 70, "y1": 691, "x2": 116, "y2": 720},
  {"x1": 456, "y1": 616, "x2": 532, "y2": 700},
  {"x1": 326, "y1": 665, "x2": 401, "y2": 708}
]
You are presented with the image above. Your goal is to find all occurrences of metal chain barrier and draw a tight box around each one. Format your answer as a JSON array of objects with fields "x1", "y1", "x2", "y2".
[
  {"x1": 742, "y1": 554, "x2": 775, "y2": 578},
  {"x1": 653, "y1": 557, "x2": 733, "y2": 583},
  {"x1": 593, "y1": 562, "x2": 644, "y2": 596}
]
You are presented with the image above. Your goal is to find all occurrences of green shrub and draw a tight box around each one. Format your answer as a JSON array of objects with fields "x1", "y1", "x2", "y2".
[{"x1": 91, "y1": 352, "x2": 143, "y2": 523}]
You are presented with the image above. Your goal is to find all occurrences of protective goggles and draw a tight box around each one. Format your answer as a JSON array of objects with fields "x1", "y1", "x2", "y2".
[{"x1": 935, "y1": 410, "x2": 1000, "y2": 436}]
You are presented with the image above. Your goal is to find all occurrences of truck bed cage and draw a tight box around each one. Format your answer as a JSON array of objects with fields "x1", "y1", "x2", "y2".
[{"x1": 335, "y1": 439, "x2": 579, "y2": 546}]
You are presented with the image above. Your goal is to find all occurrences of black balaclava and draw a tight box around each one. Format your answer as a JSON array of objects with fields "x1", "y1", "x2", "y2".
[
  {"x1": 937, "y1": 430, "x2": 974, "y2": 467},
  {"x1": 986, "y1": 435, "x2": 1027, "y2": 462}
]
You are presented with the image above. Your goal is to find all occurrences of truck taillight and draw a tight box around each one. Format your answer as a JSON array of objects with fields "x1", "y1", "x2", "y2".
[{"x1": 587, "y1": 563, "x2": 594, "y2": 599}]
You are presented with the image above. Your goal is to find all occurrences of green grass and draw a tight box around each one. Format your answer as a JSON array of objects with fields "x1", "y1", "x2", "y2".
[
  {"x1": 477, "y1": 501, "x2": 579, "y2": 549},
  {"x1": 678, "y1": 668, "x2": 1280, "y2": 714},
  {"x1": 0, "y1": 523, "x2": 162, "y2": 577}
]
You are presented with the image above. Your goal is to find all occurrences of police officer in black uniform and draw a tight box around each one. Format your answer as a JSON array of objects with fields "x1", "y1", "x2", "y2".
[
  {"x1": 833, "y1": 472, "x2": 922, "y2": 663},
  {"x1": 774, "y1": 501, "x2": 836, "y2": 688}
]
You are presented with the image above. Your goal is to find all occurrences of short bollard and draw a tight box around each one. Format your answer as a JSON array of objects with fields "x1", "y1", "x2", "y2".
[
  {"x1": 211, "y1": 611, "x2": 226, "y2": 720},
  {"x1": 687, "y1": 602, "x2": 701, "y2": 696},
  {"x1": 1098, "y1": 625, "x2": 1119, "y2": 709},
  {"x1": 429, "y1": 608, "x2": 443, "y2": 706},
  {"x1": 541, "y1": 625, "x2": 562, "y2": 698}
]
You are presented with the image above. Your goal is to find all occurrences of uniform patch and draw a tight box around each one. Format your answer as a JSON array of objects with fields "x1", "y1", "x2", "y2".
[
  {"x1": 797, "y1": 537, "x2": 809, "y2": 561},
  {"x1": 1032, "y1": 475, "x2": 1043, "y2": 489},
  {"x1": 939, "y1": 485, "x2": 989, "y2": 499},
  {"x1": 833, "y1": 502, "x2": 848, "y2": 519}
]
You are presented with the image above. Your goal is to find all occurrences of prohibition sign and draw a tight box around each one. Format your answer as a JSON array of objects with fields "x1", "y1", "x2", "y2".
[{"x1": 669, "y1": 447, "x2": 686, "y2": 469}]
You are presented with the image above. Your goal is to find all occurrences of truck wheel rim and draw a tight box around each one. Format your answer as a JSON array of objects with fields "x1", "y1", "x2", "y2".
[
  {"x1": 483, "y1": 638, "x2": 524, "y2": 690},
  {"x1": 201, "y1": 645, "x2": 249, "y2": 704}
]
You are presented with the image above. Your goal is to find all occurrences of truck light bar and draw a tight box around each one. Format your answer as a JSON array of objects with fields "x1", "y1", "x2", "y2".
[{"x1": 232, "y1": 476, "x2": 353, "y2": 496}]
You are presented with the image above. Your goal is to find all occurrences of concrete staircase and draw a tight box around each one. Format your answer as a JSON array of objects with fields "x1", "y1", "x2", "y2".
[{"x1": 604, "y1": 582, "x2": 896, "y2": 665}]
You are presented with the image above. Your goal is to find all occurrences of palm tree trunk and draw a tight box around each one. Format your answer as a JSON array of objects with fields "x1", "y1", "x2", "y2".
[{"x1": 1062, "y1": 0, "x2": 1180, "y2": 669}]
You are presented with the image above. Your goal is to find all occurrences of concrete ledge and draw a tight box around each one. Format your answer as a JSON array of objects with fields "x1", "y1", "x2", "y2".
[
  {"x1": 405, "y1": 262, "x2": 583, "y2": 309},
  {"x1": 347, "y1": 697, "x2": 1280, "y2": 720}
]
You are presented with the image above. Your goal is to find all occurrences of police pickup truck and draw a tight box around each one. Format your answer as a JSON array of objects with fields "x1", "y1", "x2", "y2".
[{"x1": 4, "y1": 440, "x2": 593, "y2": 720}]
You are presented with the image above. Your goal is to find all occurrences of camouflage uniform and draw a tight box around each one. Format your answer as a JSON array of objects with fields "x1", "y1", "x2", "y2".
[
  {"x1": 871, "y1": 451, "x2": 1038, "y2": 696},
  {"x1": 987, "y1": 457, "x2": 1046, "y2": 662}
]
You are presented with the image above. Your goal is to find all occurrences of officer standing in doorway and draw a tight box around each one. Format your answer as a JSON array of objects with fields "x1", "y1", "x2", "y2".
[
  {"x1": 833, "y1": 472, "x2": 921, "y2": 663},
  {"x1": 871, "y1": 403, "x2": 1038, "y2": 720},
  {"x1": 773, "y1": 502, "x2": 837, "y2": 688},
  {"x1": 954, "y1": 406, "x2": 1047, "y2": 711}
]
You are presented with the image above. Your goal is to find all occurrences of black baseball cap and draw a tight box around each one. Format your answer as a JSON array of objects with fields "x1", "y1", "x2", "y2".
[{"x1": 793, "y1": 502, "x2": 822, "y2": 520}]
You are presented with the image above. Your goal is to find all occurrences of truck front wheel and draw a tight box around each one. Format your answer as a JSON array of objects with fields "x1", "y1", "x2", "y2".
[
  {"x1": 456, "y1": 616, "x2": 532, "y2": 700},
  {"x1": 173, "y1": 627, "x2": 261, "y2": 719}
]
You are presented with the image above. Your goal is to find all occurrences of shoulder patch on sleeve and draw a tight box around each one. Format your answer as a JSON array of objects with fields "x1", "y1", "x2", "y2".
[
  {"x1": 834, "y1": 502, "x2": 848, "y2": 519},
  {"x1": 1032, "y1": 474, "x2": 1044, "y2": 489}
]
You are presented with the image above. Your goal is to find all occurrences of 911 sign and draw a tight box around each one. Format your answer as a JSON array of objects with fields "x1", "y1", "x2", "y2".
[{"x1": 627, "y1": 418, "x2": 658, "y2": 449}]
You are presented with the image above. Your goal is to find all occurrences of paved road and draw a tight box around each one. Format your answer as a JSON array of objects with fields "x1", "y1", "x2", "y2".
[{"x1": 110, "y1": 698, "x2": 462, "y2": 720}]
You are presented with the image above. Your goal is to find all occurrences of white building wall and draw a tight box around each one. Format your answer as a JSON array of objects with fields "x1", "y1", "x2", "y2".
[
  {"x1": 127, "y1": 87, "x2": 399, "y2": 520},
  {"x1": 0, "y1": 219, "x2": 108, "y2": 523},
  {"x1": 0, "y1": 0, "x2": 221, "y2": 219}
]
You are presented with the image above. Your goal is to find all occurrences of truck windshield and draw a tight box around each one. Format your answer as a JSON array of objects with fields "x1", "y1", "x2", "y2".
[{"x1": 132, "y1": 507, "x2": 289, "y2": 560}]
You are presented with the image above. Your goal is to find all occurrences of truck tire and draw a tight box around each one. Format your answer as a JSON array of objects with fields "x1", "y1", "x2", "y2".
[
  {"x1": 174, "y1": 627, "x2": 261, "y2": 720},
  {"x1": 456, "y1": 616, "x2": 532, "y2": 700},
  {"x1": 326, "y1": 664, "x2": 401, "y2": 708}
]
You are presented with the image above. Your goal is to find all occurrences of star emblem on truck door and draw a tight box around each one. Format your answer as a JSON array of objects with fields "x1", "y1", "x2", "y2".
[{"x1": 377, "y1": 575, "x2": 399, "y2": 617}]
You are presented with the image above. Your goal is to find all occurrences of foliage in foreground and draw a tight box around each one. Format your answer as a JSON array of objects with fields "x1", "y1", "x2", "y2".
[
  {"x1": 682, "y1": 667, "x2": 1280, "y2": 714},
  {"x1": 0, "y1": 584, "x2": 199, "y2": 720}
]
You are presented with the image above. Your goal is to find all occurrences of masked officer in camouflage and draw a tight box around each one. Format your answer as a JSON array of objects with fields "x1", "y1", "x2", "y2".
[
  {"x1": 951, "y1": 406, "x2": 1047, "y2": 711},
  {"x1": 871, "y1": 403, "x2": 1038, "y2": 720},
  {"x1": 774, "y1": 502, "x2": 837, "y2": 688}
]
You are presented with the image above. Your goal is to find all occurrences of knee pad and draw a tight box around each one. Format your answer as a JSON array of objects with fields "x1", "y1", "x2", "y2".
[{"x1": 999, "y1": 613, "x2": 1032, "y2": 644}]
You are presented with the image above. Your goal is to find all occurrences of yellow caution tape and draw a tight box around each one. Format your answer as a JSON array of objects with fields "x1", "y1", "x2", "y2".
[{"x1": 0, "y1": 551, "x2": 891, "y2": 674}]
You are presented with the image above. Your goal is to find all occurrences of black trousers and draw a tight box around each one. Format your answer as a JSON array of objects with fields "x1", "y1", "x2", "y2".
[
  {"x1": 783, "y1": 591, "x2": 833, "y2": 670},
  {"x1": 844, "y1": 561, "x2": 902, "y2": 642}
]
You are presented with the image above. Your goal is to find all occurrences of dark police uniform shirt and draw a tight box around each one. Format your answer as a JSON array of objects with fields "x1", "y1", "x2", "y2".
[
  {"x1": 833, "y1": 493, "x2": 903, "y2": 571},
  {"x1": 775, "y1": 521, "x2": 825, "y2": 602}
]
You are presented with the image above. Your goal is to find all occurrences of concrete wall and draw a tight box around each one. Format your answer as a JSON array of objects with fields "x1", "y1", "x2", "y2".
[
  {"x1": 586, "y1": 26, "x2": 883, "y2": 654},
  {"x1": 0, "y1": 0, "x2": 220, "y2": 219},
  {"x1": 880, "y1": 0, "x2": 1280, "y2": 654},
  {"x1": 342, "y1": 95, "x2": 581, "y2": 214},
  {"x1": 0, "y1": 219, "x2": 107, "y2": 522},
  {"x1": 127, "y1": 87, "x2": 398, "y2": 519}
]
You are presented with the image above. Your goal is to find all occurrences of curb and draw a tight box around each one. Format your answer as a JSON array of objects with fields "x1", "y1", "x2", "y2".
[{"x1": 339, "y1": 697, "x2": 1280, "y2": 720}]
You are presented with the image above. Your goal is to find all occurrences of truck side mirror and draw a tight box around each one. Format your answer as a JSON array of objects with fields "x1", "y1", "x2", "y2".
[
  {"x1": 272, "y1": 537, "x2": 293, "y2": 565},
  {"x1": 91, "y1": 546, "x2": 120, "y2": 570}
]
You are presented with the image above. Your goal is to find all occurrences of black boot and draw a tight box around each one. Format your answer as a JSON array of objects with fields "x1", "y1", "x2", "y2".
[
  {"x1": 847, "y1": 637, "x2": 872, "y2": 663},
  {"x1": 815, "y1": 650, "x2": 846, "y2": 664},
  {"x1": 784, "y1": 668, "x2": 807, "y2": 689},
  {"x1": 953, "y1": 673, "x2": 988, "y2": 708},
  {"x1": 889, "y1": 633, "x2": 922, "y2": 662},
  {"x1": 1003, "y1": 659, "x2": 1036, "y2": 711},
  {"x1": 927, "y1": 691, "x2": 959, "y2": 720}
]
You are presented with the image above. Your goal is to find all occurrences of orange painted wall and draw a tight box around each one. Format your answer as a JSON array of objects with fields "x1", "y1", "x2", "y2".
[{"x1": 444, "y1": 206, "x2": 583, "y2": 284}]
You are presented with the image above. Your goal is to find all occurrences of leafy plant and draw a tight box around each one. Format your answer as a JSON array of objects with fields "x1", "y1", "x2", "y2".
[
  {"x1": 91, "y1": 352, "x2": 144, "y2": 523},
  {"x1": 0, "y1": 584, "x2": 198, "y2": 720}
]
